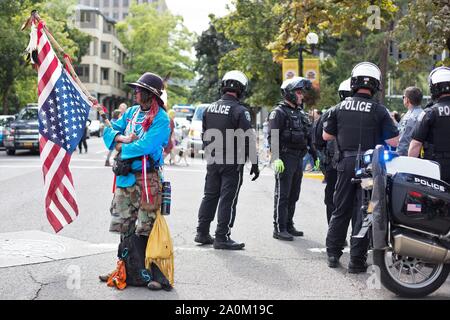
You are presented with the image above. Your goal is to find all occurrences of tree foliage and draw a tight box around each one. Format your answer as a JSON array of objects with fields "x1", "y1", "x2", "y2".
[
  {"x1": 0, "y1": 0, "x2": 91, "y2": 114},
  {"x1": 116, "y1": 3, "x2": 195, "y2": 105}
]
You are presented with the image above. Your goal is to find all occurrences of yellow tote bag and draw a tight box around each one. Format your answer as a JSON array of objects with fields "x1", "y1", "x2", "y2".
[{"x1": 145, "y1": 210, "x2": 174, "y2": 286}]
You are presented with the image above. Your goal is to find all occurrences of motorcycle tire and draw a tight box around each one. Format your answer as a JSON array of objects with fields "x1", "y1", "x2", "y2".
[{"x1": 373, "y1": 249, "x2": 450, "y2": 298}]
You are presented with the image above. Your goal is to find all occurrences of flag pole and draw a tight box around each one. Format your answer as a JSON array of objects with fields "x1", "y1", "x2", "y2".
[{"x1": 22, "y1": 10, "x2": 112, "y2": 128}]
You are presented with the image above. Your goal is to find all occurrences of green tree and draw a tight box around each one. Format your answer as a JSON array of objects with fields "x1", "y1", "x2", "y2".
[
  {"x1": 116, "y1": 3, "x2": 195, "y2": 105},
  {"x1": 190, "y1": 19, "x2": 235, "y2": 104},
  {"x1": 0, "y1": 0, "x2": 91, "y2": 114}
]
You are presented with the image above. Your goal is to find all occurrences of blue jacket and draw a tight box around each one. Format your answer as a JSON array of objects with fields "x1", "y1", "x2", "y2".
[{"x1": 103, "y1": 105, "x2": 170, "y2": 187}]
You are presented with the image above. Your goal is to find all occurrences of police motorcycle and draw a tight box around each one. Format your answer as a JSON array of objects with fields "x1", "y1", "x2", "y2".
[{"x1": 353, "y1": 145, "x2": 450, "y2": 298}]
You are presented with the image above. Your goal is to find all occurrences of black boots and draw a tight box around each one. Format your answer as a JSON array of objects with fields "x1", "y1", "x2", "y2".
[
  {"x1": 273, "y1": 230, "x2": 294, "y2": 241},
  {"x1": 194, "y1": 233, "x2": 215, "y2": 245},
  {"x1": 327, "y1": 256, "x2": 340, "y2": 268},
  {"x1": 348, "y1": 259, "x2": 369, "y2": 274},
  {"x1": 287, "y1": 226, "x2": 304, "y2": 237},
  {"x1": 213, "y1": 238, "x2": 245, "y2": 250}
]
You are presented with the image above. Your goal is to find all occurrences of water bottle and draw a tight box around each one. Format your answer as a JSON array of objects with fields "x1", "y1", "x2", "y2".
[{"x1": 161, "y1": 181, "x2": 171, "y2": 215}]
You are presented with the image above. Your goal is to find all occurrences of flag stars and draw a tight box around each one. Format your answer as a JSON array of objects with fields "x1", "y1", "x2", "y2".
[
  {"x1": 50, "y1": 116, "x2": 56, "y2": 122},
  {"x1": 48, "y1": 99, "x2": 54, "y2": 105}
]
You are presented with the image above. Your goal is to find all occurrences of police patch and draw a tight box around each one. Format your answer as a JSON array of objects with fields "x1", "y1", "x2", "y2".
[
  {"x1": 269, "y1": 111, "x2": 277, "y2": 120},
  {"x1": 245, "y1": 111, "x2": 251, "y2": 122}
]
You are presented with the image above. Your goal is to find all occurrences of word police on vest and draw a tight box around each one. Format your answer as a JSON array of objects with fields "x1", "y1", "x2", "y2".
[
  {"x1": 438, "y1": 105, "x2": 450, "y2": 117},
  {"x1": 415, "y1": 177, "x2": 446, "y2": 192},
  {"x1": 339, "y1": 100, "x2": 373, "y2": 112},
  {"x1": 207, "y1": 103, "x2": 231, "y2": 115}
]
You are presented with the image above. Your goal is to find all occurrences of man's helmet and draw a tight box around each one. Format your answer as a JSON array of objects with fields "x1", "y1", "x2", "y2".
[
  {"x1": 429, "y1": 66, "x2": 450, "y2": 100},
  {"x1": 127, "y1": 72, "x2": 164, "y2": 106},
  {"x1": 281, "y1": 76, "x2": 312, "y2": 105},
  {"x1": 221, "y1": 70, "x2": 249, "y2": 98},
  {"x1": 350, "y1": 62, "x2": 381, "y2": 95},
  {"x1": 338, "y1": 78, "x2": 352, "y2": 101}
]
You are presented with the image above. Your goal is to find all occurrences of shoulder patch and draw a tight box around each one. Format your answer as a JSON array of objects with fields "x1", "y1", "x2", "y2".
[
  {"x1": 418, "y1": 111, "x2": 426, "y2": 122},
  {"x1": 245, "y1": 111, "x2": 251, "y2": 122},
  {"x1": 269, "y1": 110, "x2": 277, "y2": 120}
]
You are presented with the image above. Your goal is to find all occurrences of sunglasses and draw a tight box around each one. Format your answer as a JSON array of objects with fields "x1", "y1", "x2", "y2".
[{"x1": 134, "y1": 87, "x2": 142, "y2": 93}]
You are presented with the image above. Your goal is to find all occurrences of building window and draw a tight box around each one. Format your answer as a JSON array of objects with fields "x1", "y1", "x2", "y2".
[
  {"x1": 103, "y1": 0, "x2": 110, "y2": 6},
  {"x1": 113, "y1": 12, "x2": 119, "y2": 20},
  {"x1": 93, "y1": 37, "x2": 98, "y2": 56},
  {"x1": 101, "y1": 41, "x2": 110, "y2": 59},
  {"x1": 80, "y1": 11, "x2": 91, "y2": 23},
  {"x1": 101, "y1": 68, "x2": 110, "y2": 85},
  {"x1": 93, "y1": 64, "x2": 98, "y2": 83},
  {"x1": 93, "y1": 0, "x2": 100, "y2": 8},
  {"x1": 76, "y1": 65, "x2": 90, "y2": 82},
  {"x1": 123, "y1": 0, "x2": 129, "y2": 6},
  {"x1": 122, "y1": 12, "x2": 128, "y2": 19},
  {"x1": 113, "y1": 0, "x2": 119, "y2": 7}
]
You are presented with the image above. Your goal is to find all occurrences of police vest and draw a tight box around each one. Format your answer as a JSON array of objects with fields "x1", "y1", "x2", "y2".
[
  {"x1": 426, "y1": 101, "x2": 450, "y2": 155},
  {"x1": 336, "y1": 97, "x2": 380, "y2": 152},
  {"x1": 276, "y1": 104, "x2": 309, "y2": 150}
]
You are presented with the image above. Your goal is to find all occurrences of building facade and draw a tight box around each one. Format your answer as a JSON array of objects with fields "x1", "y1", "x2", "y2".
[
  {"x1": 78, "y1": 0, "x2": 167, "y2": 21},
  {"x1": 74, "y1": 5, "x2": 128, "y2": 116}
]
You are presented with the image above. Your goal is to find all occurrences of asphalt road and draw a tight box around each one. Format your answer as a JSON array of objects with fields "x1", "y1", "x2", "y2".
[{"x1": 0, "y1": 137, "x2": 449, "y2": 300}]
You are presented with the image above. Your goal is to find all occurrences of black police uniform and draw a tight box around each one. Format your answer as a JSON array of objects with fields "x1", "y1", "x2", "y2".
[
  {"x1": 197, "y1": 93, "x2": 254, "y2": 242},
  {"x1": 412, "y1": 96, "x2": 450, "y2": 184},
  {"x1": 314, "y1": 108, "x2": 338, "y2": 223},
  {"x1": 323, "y1": 93, "x2": 398, "y2": 264},
  {"x1": 268, "y1": 101, "x2": 315, "y2": 234}
]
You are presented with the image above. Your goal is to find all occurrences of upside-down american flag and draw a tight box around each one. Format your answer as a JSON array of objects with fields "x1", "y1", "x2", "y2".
[{"x1": 35, "y1": 21, "x2": 91, "y2": 232}]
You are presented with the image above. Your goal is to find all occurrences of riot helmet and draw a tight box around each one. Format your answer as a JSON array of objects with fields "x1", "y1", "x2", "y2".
[
  {"x1": 221, "y1": 70, "x2": 249, "y2": 99},
  {"x1": 338, "y1": 78, "x2": 352, "y2": 101},
  {"x1": 350, "y1": 62, "x2": 381, "y2": 95},
  {"x1": 281, "y1": 76, "x2": 312, "y2": 106},
  {"x1": 429, "y1": 66, "x2": 450, "y2": 100}
]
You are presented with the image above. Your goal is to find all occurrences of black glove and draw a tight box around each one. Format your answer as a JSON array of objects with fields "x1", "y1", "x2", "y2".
[{"x1": 250, "y1": 163, "x2": 260, "y2": 181}]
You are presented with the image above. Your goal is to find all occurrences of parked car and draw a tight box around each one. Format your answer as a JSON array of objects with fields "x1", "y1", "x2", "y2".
[
  {"x1": 0, "y1": 115, "x2": 15, "y2": 149},
  {"x1": 88, "y1": 119, "x2": 104, "y2": 137},
  {"x1": 188, "y1": 104, "x2": 208, "y2": 157},
  {"x1": 4, "y1": 104, "x2": 39, "y2": 155}
]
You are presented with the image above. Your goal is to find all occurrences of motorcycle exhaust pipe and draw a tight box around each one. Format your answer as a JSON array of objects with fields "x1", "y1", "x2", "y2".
[{"x1": 393, "y1": 233, "x2": 450, "y2": 263}]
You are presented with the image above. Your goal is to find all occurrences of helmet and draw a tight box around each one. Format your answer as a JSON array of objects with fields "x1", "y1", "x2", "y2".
[
  {"x1": 127, "y1": 72, "x2": 164, "y2": 105},
  {"x1": 350, "y1": 62, "x2": 381, "y2": 95},
  {"x1": 338, "y1": 78, "x2": 352, "y2": 101},
  {"x1": 280, "y1": 76, "x2": 312, "y2": 105},
  {"x1": 221, "y1": 70, "x2": 249, "y2": 98},
  {"x1": 429, "y1": 66, "x2": 450, "y2": 100}
]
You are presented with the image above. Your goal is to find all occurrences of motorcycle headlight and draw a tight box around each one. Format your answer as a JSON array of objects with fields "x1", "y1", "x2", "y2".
[{"x1": 363, "y1": 149, "x2": 374, "y2": 165}]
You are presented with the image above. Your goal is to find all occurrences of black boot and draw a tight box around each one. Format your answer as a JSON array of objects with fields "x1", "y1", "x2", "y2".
[
  {"x1": 348, "y1": 259, "x2": 369, "y2": 274},
  {"x1": 194, "y1": 233, "x2": 214, "y2": 245},
  {"x1": 273, "y1": 230, "x2": 294, "y2": 241},
  {"x1": 213, "y1": 237, "x2": 245, "y2": 250},
  {"x1": 287, "y1": 226, "x2": 304, "y2": 237},
  {"x1": 327, "y1": 256, "x2": 340, "y2": 268}
]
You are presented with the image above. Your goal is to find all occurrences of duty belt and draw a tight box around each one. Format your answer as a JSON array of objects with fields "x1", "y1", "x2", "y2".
[
  {"x1": 342, "y1": 150, "x2": 366, "y2": 158},
  {"x1": 281, "y1": 146, "x2": 307, "y2": 156},
  {"x1": 433, "y1": 152, "x2": 450, "y2": 159}
]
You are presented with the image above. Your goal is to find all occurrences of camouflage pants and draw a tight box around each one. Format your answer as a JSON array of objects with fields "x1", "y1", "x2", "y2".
[{"x1": 109, "y1": 173, "x2": 160, "y2": 237}]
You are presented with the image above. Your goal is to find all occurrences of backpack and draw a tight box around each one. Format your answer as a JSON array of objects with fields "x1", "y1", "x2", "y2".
[{"x1": 118, "y1": 234, "x2": 152, "y2": 286}]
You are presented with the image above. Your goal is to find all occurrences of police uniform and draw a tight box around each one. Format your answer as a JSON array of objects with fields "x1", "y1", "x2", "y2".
[
  {"x1": 314, "y1": 107, "x2": 338, "y2": 223},
  {"x1": 197, "y1": 93, "x2": 254, "y2": 243},
  {"x1": 323, "y1": 93, "x2": 398, "y2": 263},
  {"x1": 412, "y1": 96, "x2": 450, "y2": 184},
  {"x1": 268, "y1": 101, "x2": 314, "y2": 234}
]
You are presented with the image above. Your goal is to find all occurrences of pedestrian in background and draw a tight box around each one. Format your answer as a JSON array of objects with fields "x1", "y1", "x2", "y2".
[
  {"x1": 397, "y1": 87, "x2": 423, "y2": 156},
  {"x1": 78, "y1": 118, "x2": 91, "y2": 154},
  {"x1": 105, "y1": 109, "x2": 123, "y2": 167}
]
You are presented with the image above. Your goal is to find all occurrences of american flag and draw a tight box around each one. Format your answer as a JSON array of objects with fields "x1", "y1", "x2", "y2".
[{"x1": 36, "y1": 21, "x2": 91, "y2": 232}]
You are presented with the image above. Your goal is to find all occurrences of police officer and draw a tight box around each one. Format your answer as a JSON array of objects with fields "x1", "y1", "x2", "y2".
[
  {"x1": 195, "y1": 70, "x2": 260, "y2": 250},
  {"x1": 409, "y1": 67, "x2": 450, "y2": 184},
  {"x1": 268, "y1": 77, "x2": 316, "y2": 241},
  {"x1": 314, "y1": 78, "x2": 351, "y2": 224},
  {"x1": 323, "y1": 62, "x2": 399, "y2": 272}
]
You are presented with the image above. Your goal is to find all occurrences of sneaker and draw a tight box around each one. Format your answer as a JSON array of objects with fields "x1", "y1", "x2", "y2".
[
  {"x1": 105, "y1": 160, "x2": 111, "y2": 167},
  {"x1": 194, "y1": 233, "x2": 214, "y2": 245},
  {"x1": 287, "y1": 227, "x2": 304, "y2": 237},
  {"x1": 273, "y1": 230, "x2": 294, "y2": 241},
  {"x1": 213, "y1": 238, "x2": 245, "y2": 250},
  {"x1": 99, "y1": 272, "x2": 113, "y2": 282},
  {"x1": 147, "y1": 281, "x2": 162, "y2": 291}
]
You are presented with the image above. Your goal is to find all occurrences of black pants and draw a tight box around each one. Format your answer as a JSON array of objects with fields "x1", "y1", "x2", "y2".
[
  {"x1": 326, "y1": 156, "x2": 369, "y2": 261},
  {"x1": 273, "y1": 152, "x2": 304, "y2": 232},
  {"x1": 197, "y1": 164, "x2": 244, "y2": 241},
  {"x1": 324, "y1": 166, "x2": 337, "y2": 224},
  {"x1": 78, "y1": 136, "x2": 87, "y2": 153}
]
